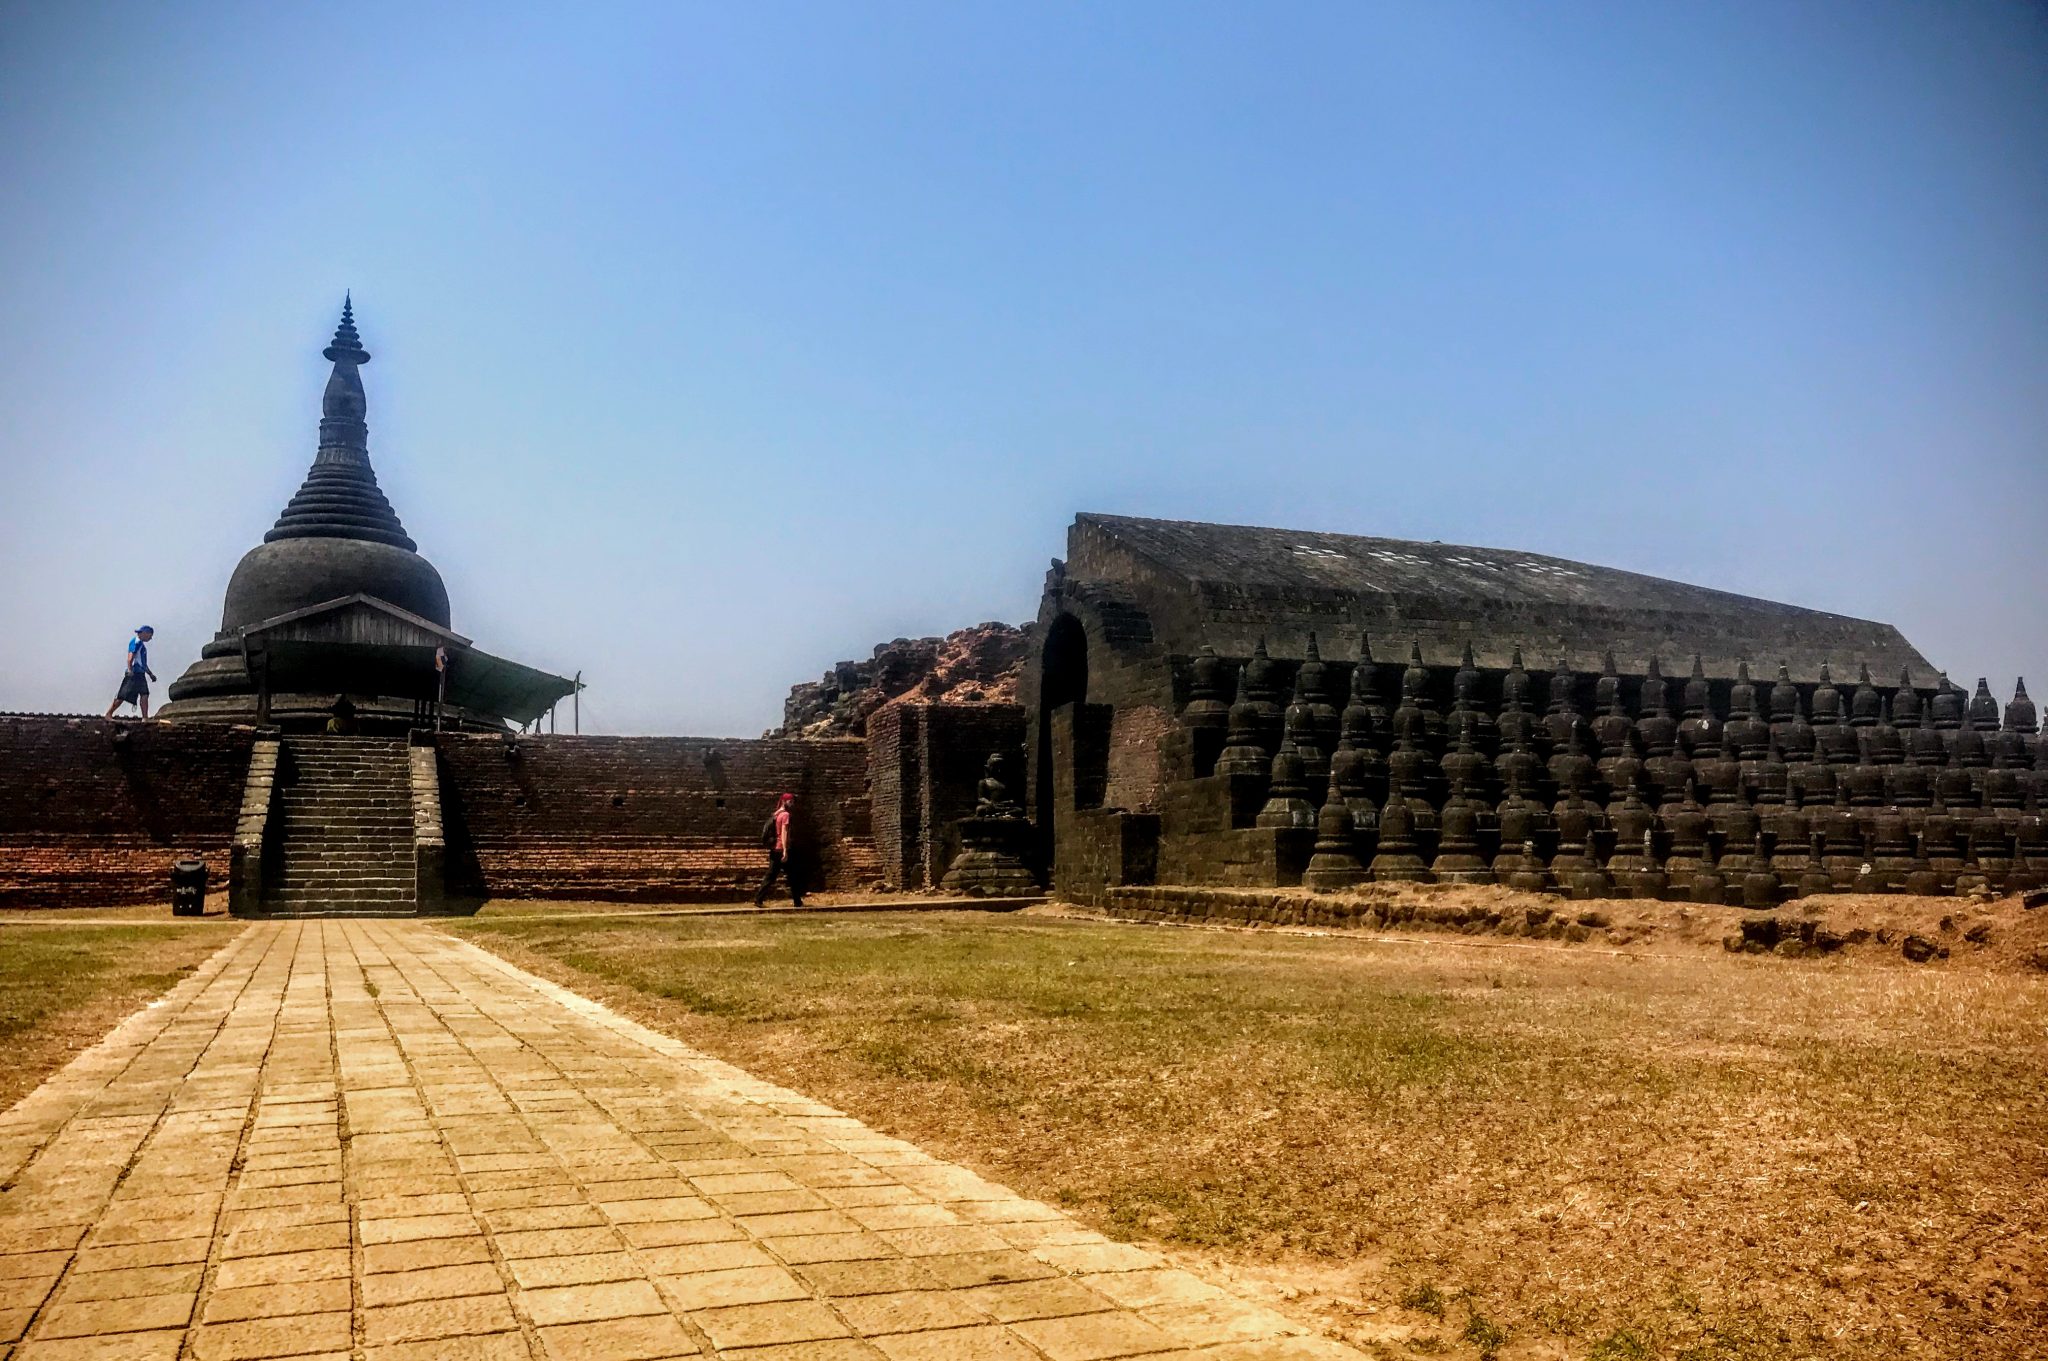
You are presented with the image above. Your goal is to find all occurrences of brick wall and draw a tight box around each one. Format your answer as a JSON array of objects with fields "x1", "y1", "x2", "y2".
[
  {"x1": 865, "y1": 705, "x2": 922, "y2": 891},
  {"x1": 434, "y1": 733, "x2": 880, "y2": 901},
  {"x1": 0, "y1": 716, "x2": 258, "y2": 906},
  {"x1": 1104, "y1": 703, "x2": 1174, "y2": 812}
]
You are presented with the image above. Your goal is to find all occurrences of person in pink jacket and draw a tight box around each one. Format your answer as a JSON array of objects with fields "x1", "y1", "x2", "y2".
[{"x1": 753, "y1": 792, "x2": 805, "y2": 907}]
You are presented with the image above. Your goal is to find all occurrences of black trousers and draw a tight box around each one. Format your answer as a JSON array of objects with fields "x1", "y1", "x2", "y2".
[{"x1": 755, "y1": 849, "x2": 804, "y2": 904}]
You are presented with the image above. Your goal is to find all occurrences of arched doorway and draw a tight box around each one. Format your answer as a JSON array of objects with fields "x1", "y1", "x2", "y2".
[{"x1": 1035, "y1": 614, "x2": 1090, "y2": 874}]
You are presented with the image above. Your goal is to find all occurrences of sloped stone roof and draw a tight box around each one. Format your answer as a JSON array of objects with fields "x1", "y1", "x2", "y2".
[{"x1": 1064, "y1": 513, "x2": 1937, "y2": 685}]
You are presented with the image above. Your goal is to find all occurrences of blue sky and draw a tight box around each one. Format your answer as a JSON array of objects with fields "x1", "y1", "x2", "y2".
[{"x1": 2, "y1": 1, "x2": 2042, "y2": 735}]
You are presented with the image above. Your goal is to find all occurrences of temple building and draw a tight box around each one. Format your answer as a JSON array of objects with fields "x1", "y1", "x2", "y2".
[
  {"x1": 159, "y1": 300, "x2": 576, "y2": 732},
  {"x1": 1018, "y1": 513, "x2": 1981, "y2": 898}
]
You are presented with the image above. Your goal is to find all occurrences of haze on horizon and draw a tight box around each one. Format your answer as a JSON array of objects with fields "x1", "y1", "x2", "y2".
[{"x1": 2, "y1": 2, "x2": 2043, "y2": 736}]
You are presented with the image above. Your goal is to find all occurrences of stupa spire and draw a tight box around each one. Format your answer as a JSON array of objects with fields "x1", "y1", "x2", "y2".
[{"x1": 264, "y1": 297, "x2": 416, "y2": 551}]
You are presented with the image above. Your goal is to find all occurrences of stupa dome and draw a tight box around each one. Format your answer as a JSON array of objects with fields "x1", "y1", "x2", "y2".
[{"x1": 222, "y1": 536, "x2": 450, "y2": 631}]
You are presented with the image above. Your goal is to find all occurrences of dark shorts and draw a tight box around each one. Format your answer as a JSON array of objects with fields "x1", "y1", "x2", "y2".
[{"x1": 117, "y1": 670, "x2": 149, "y2": 703}]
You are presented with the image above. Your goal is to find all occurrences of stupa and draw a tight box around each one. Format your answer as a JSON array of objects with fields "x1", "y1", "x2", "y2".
[{"x1": 160, "y1": 300, "x2": 576, "y2": 731}]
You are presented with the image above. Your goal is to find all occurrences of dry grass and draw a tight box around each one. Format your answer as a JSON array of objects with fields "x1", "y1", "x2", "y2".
[
  {"x1": 467, "y1": 892, "x2": 963, "y2": 918},
  {"x1": 449, "y1": 909, "x2": 2047, "y2": 1361},
  {"x1": 0, "y1": 893, "x2": 233, "y2": 922},
  {"x1": 0, "y1": 921, "x2": 241, "y2": 1112}
]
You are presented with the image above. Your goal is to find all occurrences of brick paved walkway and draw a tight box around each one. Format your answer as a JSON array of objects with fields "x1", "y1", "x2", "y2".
[{"x1": 0, "y1": 922, "x2": 1358, "y2": 1361}]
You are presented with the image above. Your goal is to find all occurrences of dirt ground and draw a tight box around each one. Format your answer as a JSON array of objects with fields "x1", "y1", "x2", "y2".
[
  {"x1": 450, "y1": 904, "x2": 2048, "y2": 1361},
  {"x1": 1082, "y1": 883, "x2": 2048, "y2": 975}
]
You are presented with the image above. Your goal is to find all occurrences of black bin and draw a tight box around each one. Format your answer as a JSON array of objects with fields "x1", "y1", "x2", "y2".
[{"x1": 170, "y1": 858, "x2": 207, "y2": 916}]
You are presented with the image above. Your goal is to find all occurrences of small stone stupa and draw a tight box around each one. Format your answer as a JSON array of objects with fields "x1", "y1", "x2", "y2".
[{"x1": 161, "y1": 299, "x2": 575, "y2": 731}]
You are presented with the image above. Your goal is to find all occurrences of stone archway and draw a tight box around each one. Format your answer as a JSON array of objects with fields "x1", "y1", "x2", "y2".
[{"x1": 1034, "y1": 614, "x2": 1090, "y2": 874}]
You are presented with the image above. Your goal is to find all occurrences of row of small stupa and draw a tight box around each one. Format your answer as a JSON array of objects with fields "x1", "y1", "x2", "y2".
[{"x1": 1177, "y1": 634, "x2": 2044, "y2": 902}]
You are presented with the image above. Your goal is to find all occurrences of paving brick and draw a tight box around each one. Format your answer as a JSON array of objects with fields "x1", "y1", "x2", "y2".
[
  {"x1": 484, "y1": 1203, "x2": 608, "y2": 1232},
  {"x1": 579, "y1": 1178, "x2": 692, "y2": 1202},
  {"x1": 0, "y1": 1252, "x2": 71, "y2": 1281},
  {"x1": 833, "y1": 1288, "x2": 992, "y2": 1336},
  {"x1": 617, "y1": 1219, "x2": 742, "y2": 1249},
  {"x1": 364, "y1": 1294, "x2": 520, "y2": 1346},
  {"x1": 360, "y1": 1263, "x2": 506, "y2": 1307},
  {"x1": 598, "y1": 1198, "x2": 714, "y2": 1225},
  {"x1": 815, "y1": 1186, "x2": 921, "y2": 1209},
  {"x1": 218, "y1": 1200, "x2": 350, "y2": 1233},
  {"x1": 521, "y1": 1279, "x2": 666, "y2": 1326},
  {"x1": 11, "y1": 1330, "x2": 188, "y2": 1360},
  {"x1": 870, "y1": 1325, "x2": 1040, "y2": 1361},
  {"x1": 791, "y1": 1260, "x2": 944, "y2": 1298},
  {"x1": 493, "y1": 1226, "x2": 624, "y2": 1259},
  {"x1": 637, "y1": 1241, "x2": 775, "y2": 1276},
  {"x1": 1031, "y1": 1243, "x2": 1163, "y2": 1275},
  {"x1": 80, "y1": 1215, "x2": 214, "y2": 1249},
  {"x1": 504, "y1": 1253, "x2": 641, "y2": 1290},
  {"x1": 0, "y1": 1303, "x2": 33, "y2": 1341},
  {"x1": 717, "y1": 1342, "x2": 885, "y2": 1361},
  {"x1": 1009, "y1": 1310, "x2": 1184, "y2": 1361},
  {"x1": 188, "y1": 1310, "x2": 351, "y2": 1360},
  {"x1": 201, "y1": 1278, "x2": 351, "y2": 1322},
  {"x1": 691, "y1": 1299, "x2": 852, "y2": 1350},
  {"x1": 1076, "y1": 1271, "x2": 1228, "y2": 1311},
  {"x1": 212, "y1": 1249, "x2": 350, "y2": 1290},
  {"x1": 364, "y1": 1335, "x2": 534, "y2": 1361},
  {"x1": 363, "y1": 1237, "x2": 494, "y2": 1275},
  {"x1": 764, "y1": 1233, "x2": 896, "y2": 1265},
  {"x1": 535, "y1": 1313, "x2": 698, "y2": 1361},
  {"x1": 738, "y1": 1212, "x2": 861, "y2": 1238},
  {"x1": 873, "y1": 1226, "x2": 1012, "y2": 1258},
  {"x1": 958, "y1": 1277, "x2": 1117, "y2": 1323},
  {"x1": 915, "y1": 1252, "x2": 1059, "y2": 1290},
  {"x1": 658, "y1": 1265, "x2": 808, "y2": 1311},
  {"x1": 710, "y1": 1190, "x2": 832, "y2": 1216},
  {"x1": 843, "y1": 1204, "x2": 958, "y2": 1232},
  {"x1": 37, "y1": 1293, "x2": 194, "y2": 1338},
  {"x1": 689, "y1": 1173, "x2": 800, "y2": 1195},
  {"x1": 0, "y1": 1275, "x2": 57, "y2": 1312},
  {"x1": 359, "y1": 1193, "x2": 470, "y2": 1219}
]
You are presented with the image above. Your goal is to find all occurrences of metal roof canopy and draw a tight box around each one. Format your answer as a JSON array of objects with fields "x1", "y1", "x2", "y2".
[{"x1": 236, "y1": 594, "x2": 578, "y2": 724}]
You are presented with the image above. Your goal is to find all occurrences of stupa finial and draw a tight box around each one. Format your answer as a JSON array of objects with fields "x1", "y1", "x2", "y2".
[{"x1": 324, "y1": 293, "x2": 370, "y2": 365}]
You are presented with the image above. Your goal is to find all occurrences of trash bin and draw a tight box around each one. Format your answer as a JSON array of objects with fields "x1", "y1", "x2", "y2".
[{"x1": 171, "y1": 858, "x2": 207, "y2": 916}]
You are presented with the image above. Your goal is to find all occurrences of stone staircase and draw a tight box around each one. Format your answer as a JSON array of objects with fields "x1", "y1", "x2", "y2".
[{"x1": 265, "y1": 736, "x2": 418, "y2": 916}]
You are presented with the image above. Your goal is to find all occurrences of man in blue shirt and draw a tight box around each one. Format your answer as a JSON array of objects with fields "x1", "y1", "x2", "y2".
[{"x1": 104, "y1": 626, "x2": 156, "y2": 719}]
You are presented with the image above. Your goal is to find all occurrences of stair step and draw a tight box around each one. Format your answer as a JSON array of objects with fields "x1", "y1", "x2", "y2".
[
  {"x1": 276, "y1": 814, "x2": 412, "y2": 820},
  {"x1": 277, "y1": 813, "x2": 413, "y2": 821},
  {"x1": 268, "y1": 737, "x2": 422, "y2": 917},
  {"x1": 267, "y1": 875, "x2": 413, "y2": 886},
  {"x1": 278, "y1": 794, "x2": 410, "y2": 803}
]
